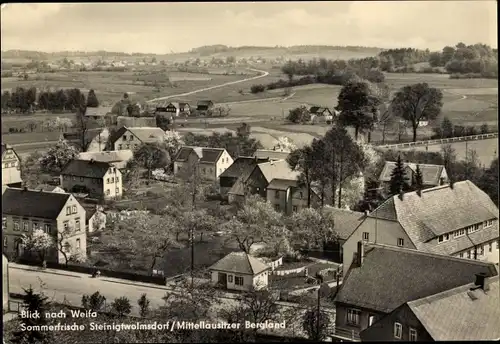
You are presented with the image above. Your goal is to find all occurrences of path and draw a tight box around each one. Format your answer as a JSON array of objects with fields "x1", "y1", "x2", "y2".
[{"x1": 146, "y1": 68, "x2": 270, "y2": 103}]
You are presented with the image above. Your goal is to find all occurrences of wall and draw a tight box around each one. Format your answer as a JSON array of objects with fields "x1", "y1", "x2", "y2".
[
  {"x1": 61, "y1": 175, "x2": 103, "y2": 198},
  {"x1": 252, "y1": 271, "x2": 269, "y2": 289},
  {"x1": 215, "y1": 151, "x2": 234, "y2": 179},
  {"x1": 210, "y1": 270, "x2": 254, "y2": 291},
  {"x1": 220, "y1": 176, "x2": 238, "y2": 196},
  {"x1": 102, "y1": 168, "x2": 123, "y2": 199},
  {"x1": 199, "y1": 162, "x2": 216, "y2": 181},
  {"x1": 360, "y1": 304, "x2": 433, "y2": 342},
  {"x1": 55, "y1": 195, "x2": 87, "y2": 263},
  {"x1": 342, "y1": 217, "x2": 415, "y2": 275},
  {"x1": 291, "y1": 186, "x2": 321, "y2": 213},
  {"x1": 2, "y1": 149, "x2": 22, "y2": 186},
  {"x1": 266, "y1": 188, "x2": 288, "y2": 214},
  {"x1": 335, "y1": 302, "x2": 386, "y2": 338}
]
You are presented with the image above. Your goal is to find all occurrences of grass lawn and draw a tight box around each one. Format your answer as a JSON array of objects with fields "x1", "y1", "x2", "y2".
[{"x1": 397, "y1": 138, "x2": 498, "y2": 167}]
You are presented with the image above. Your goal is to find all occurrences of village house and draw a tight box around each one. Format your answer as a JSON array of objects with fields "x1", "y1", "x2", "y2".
[
  {"x1": 360, "y1": 275, "x2": 500, "y2": 341},
  {"x1": 84, "y1": 205, "x2": 107, "y2": 233},
  {"x1": 219, "y1": 157, "x2": 269, "y2": 196},
  {"x1": 341, "y1": 180, "x2": 499, "y2": 276},
  {"x1": 378, "y1": 161, "x2": 448, "y2": 193},
  {"x1": 78, "y1": 150, "x2": 134, "y2": 170},
  {"x1": 60, "y1": 159, "x2": 123, "y2": 200},
  {"x1": 196, "y1": 100, "x2": 214, "y2": 113},
  {"x1": 332, "y1": 243, "x2": 498, "y2": 342},
  {"x1": 209, "y1": 252, "x2": 271, "y2": 291},
  {"x1": 84, "y1": 106, "x2": 115, "y2": 126},
  {"x1": 252, "y1": 149, "x2": 290, "y2": 161},
  {"x1": 156, "y1": 101, "x2": 191, "y2": 117},
  {"x1": 111, "y1": 126, "x2": 167, "y2": 151},
  {"x1": 228, "y1": 160, "x2": 300, "y2": 204},
  {"x1": 2, "y1": 187, "x2": 87, "y2": 263},
  {"x1": 309, "y1": 106, "x2": 335, "y2": 117},
  {"x1": 173, "y1": 146, "x2": 233, "y2": 181},
  {"x1": 1, "y1": 144, "x2": 23, "y2": 188},
  {"x1": 266, "y1": 178, "x2": 321, "y2": 215}
]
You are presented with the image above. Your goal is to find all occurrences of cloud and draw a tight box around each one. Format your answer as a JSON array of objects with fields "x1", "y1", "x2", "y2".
[{"x1": 0, "y1": 2, "x2": 496, "y2": 53}]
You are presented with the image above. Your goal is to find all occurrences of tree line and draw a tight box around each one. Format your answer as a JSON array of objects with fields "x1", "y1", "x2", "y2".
[{"x1": 1, "y1": 87, "x2": 100, "y2": 114}]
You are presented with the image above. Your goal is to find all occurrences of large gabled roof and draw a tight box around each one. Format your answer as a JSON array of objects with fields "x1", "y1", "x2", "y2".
[
  {"x1": 2, "y1": 188, "x2": 72, "y2": 219},
  {"x1": 220, "y1": 157, "x2": 268, "y2": 179},
  {"x1": 61, "y1": 159, "x2": 112, "y2": 178},
  {"x1": 379, "y1": 161, "x2": 446, "y2": 185},
  {"x1": 174, "y1": 146, "x2": 225, "y2": 164},
  {"x1": 257, "y1": 160, "x2": 300, "y2": 184},
  {"x1": 335, "y1": 243, "x2": 498, "y2": 313},
  {"x1": 209, "y1": 252, "x2": 270, "y2": 275}
]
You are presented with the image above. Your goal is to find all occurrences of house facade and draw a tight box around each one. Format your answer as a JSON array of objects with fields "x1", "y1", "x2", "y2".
[
  {"x1": 60, "y1": 160, "x2": 123, "y2": 200},
  {"x1": 111, "y1": 126, "x2": 166, "y2": 151},
  {"x1": 1, "y1": 144, "x2": 23, "y2": 188},
  {"x1": 342, "y1": 181, "x2": 499, "y2": 276},
  {"x1": 332, "y1": 243, "x2": 498, "y2": 342},
  {"x1": 360, "y1": 276, "x2": 500, "y2": 341},
  {"x1": 173, "y1": 146, "x2": 233, "y2": 181},
  {"x1": 209, "y1": 252, "x2": 270, "y2": 291},
  {"x1": 2, "y1": 188, "x2": 87, "y2": 263},
  {"x1": 378, "y1": 161, "x2": 448, "y2": 193},
  {"x1": 266, "y1": 179, "x2": 320, "y2": 215}
]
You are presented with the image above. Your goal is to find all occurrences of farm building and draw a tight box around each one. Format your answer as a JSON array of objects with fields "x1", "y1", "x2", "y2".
[
  {"x1": 196, "y1": 100, "x2": 214, "y2": 111},
  {"x1": 156, "y1": 102, "x2": 191, "y2": 117}
]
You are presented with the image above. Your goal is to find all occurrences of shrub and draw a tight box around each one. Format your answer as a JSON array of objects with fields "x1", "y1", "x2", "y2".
[
  {"x1": 465, "y1": 126, "x2": 476, "y2": 136},
  {"x1": 250, "y1": 84, "x2": 265, "y2": 93},
  {"x1": 453, "y1": 125, "x2": 466, "y2": 137},
  {"x1": 480, "y1": 123, "x2": 489, "y2": 134}
]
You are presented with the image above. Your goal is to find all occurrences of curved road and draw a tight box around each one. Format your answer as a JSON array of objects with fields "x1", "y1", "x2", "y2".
[{"x1": 146, "y1": 68, "x2": 270, "y2": 104}]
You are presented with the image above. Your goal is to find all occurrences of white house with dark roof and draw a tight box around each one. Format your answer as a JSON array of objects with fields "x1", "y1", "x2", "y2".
[
  {"x1": 342, "y1": 180, "x2": 499, "y2": 275},
  {"x1": 2, "y1": 188, "x2": 87, "y2": 263},
  {"x1": 173, "y1": 146, "x2": 233, "y2": 181},
  {"x1": 360, "y1": 275, "x2": 500, "y2": 341},
  {"x1": 333, "y1": 242, "x2": 498, "y2": 341},
  {"x1": 379, "y1": 161, "x2": 448, "y2": 193},
  {"x1": 60, "y1": 159, "x2": 123, "y2": 200},
  {"x1": 209, "y1": 252, "x2": 271, "y2": 291}
]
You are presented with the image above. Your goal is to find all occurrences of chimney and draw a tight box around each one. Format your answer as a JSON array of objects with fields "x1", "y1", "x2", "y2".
[
  {"x1": 471, "y1": 273, "x2": 487, "y2": 291},
  {"x1": 356, "y1": 240, "x2": 364, "y2": 267}
]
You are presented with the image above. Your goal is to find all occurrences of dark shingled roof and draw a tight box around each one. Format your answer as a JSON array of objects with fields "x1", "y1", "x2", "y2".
[
  {"x1": 209, "y1": 252, "x2": 270, "y2": 275},
  {"x1": 335, "y1": 244, "x2": 498, "y2": 313},
  {"x1": 197, "y1": 100, "x2": 213, "y2": 106},
  {"x1": 379, "y1": 161, "x2": 446, "y2": 186},
  {"x1": 61, "y1": 159, "x2": 112, "y2": 178},
  {"x1": 220, "y1": 157, "x2": 268, "y2": 179},
  {"x1": 323, "y1": 207, "x2": 366, "y2": 240},
  {"x1": 2, "y1": 188, "x2": 72, "y2": 219},
  {"x1": 174, "y1": 146, "x2": 224, "y2": 164}
]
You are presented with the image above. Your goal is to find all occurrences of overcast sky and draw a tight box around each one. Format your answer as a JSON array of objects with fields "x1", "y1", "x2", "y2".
[{"x1": 1, "y1": 2, "x2": 497, "y2": 54}]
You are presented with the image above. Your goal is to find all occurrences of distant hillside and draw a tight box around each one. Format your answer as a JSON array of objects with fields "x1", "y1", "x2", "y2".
[{"x1": 0, "y1": 50, "x2": 153, "y2": 60}]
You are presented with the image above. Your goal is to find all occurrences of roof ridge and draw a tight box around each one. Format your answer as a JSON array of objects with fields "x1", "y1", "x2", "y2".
[
  {"x1": 408, "y1": 276, "x2": 499, "y2": 307},
  {"x1": 366, "y1": 243, "x2": 497, "y2": 268}
]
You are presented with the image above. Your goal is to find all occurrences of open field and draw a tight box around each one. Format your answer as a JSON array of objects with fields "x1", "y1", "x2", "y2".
[{"x1": 397, "y1": 138, "x2": 498, "y2": 167}]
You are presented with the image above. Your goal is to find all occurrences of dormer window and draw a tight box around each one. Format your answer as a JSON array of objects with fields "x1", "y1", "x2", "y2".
[{"x1": 484, "y1": 220, "x2": 493, "y2": 228}]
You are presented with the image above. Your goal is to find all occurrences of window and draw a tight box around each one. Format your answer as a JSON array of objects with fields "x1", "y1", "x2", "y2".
[
  {"x1": 118, "y1": 144, "x2": 123, "y2": 150},
  {"x1": 115, "y1": 187, "x2": 120, "y2": 194},
  {"x1": 235, "y1": 276, "x2": 244, "y2": 286},
  {"x1": 454, "y1": 229, "x2": 465, "y2": 238},
  {"x1": 107, "y1": 178, "x2": 110, "y2": 184},
  {"x1": 489, "y1": 242, "x2": 492, "y2": 253},
  {"x1": 293, "y1": 206, "x2": 298, "y2": 212},
  {"x1": 397, "y1": 238, "x2": 404, "y2": 247},
  {"x1": 72, "y1": 205, "x2": 77, "y2": 214},
  {"x1": 111, "y1": 177, "x2": 114, "y2": 183},
  {"x1": 2, "y1": 217, "x2": 6, "y2": 230},
  {"x1": 228, "y1": 275, "x2": 233, "y2": 283},
  {"x1": 64, "y1": 242, "x2": 71, "y2": 252},
  {"x1": 44, "y1": 224, "x2": 51, "y2": 233},
  {"x1": 479, "y1": 245, "x2": 484, "y2": 255},
  {"x1": 130, "y1": 136, "x2": 133, "y2": 141},
  {"x1": 106, "y1": 189, "x2": 110, "y2": 196},
  {"x1": 466, "y1": 225, "x2": 473, "y2": 234},
  {"x1": 275, "y1": 190, "x2": 280, "y2": 199},
  {"x1": 467, "y1": 251, "x2": 471, "y2": 259},
  {"x1": 409, "y1": 328, "x2": 417, "y2": 341},
  {"x1": 76, "y1": 238, "x2": 81, "y2": 249},
  {"x1": 116, "y1": 176, "x2": 120, "y2": 182},
  {"x1": 346, "y1": 309, "x2": 361, "y2": 326},
  {"x1": 368, "y1": 315, "x2": 375, "y2": 326},
  {"x1": 362, "y1": 232, "x2": 369, "y2": 241},
  {"x1": 23, "y1": 222, "x2": 29, "y2": 231},
  {"x1": 13, "y1": 221, "x2": 20, "y2": 231},
  {"x1": 484, "y1": 220, "x2": 493, "y2": 227},
  {"x1": 299, "y1": 192, "x2": 303, "y2": 199},
  {"x1": 444, "y1": 234, "x2": 449, "y2": 241},
  {"x1": 134, "y1": 144, "x2": 138, "y2": 149},
  {"x1": 66, "y1": 206, "x2": 71, "y2": 215},
  {"x1": 438, "y1": 235, "x2": 444, "y2": 243},
  {"x1": 64, "y1": 222, "x2": 69, "y2": 231},
  {"x1": 474, "y1": 223, "x2": 480, "y2": 231},
  {"x1": 122, "y1": 135, "x2": 127, "y2": 140},
  {"x1": 75, "y1": 218, "x2": 81, "y2": 231},
  {"x1": 3, "y1": 237, "x2": 7, "y2": 248},
  {"x1": 33, "y1": 222, "x2": 39, "y2": 230},
  {"x1": 459, "y1": 252, "x2": 464, "y2": 258},
  {"x1": 126, "y1": 144, "x2": 130, "y2": 149},
  {"x1": 80, "y1": 177, "x2": 84, "y2": 182},
  {"x1": 394, "y1": 323, "x2": 402, "y2": 339}
]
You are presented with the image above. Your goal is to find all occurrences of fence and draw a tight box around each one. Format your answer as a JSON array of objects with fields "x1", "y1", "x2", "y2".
[
  {"x1": 15, "y1": 259, "x2": 166, "y2": 286},
  {"x1": 376, "y1": 132, "x2": 498, "y2": 149},
  {"x1": 330, "y1": 327, "x2": 361, "y2": 342}
]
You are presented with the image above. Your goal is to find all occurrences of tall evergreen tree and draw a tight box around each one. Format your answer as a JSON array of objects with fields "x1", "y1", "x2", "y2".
[
  {"x1": 414, "y1": 164, "x2": 423, "y2": 191},
  {"x1": 86, "y1": 89, "x2": 99, "y2": 107},
  {"x1": 11, "y1": 287, "x2": 53, "y2": 344},
  {"x1": 389, "y1": 155, "x2": 409, "y2": 195}
]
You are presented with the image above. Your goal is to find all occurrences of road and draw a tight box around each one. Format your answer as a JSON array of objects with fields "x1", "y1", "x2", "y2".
[{"x1": 146, "y1": 68, "x2": 269, "y2": 103}]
